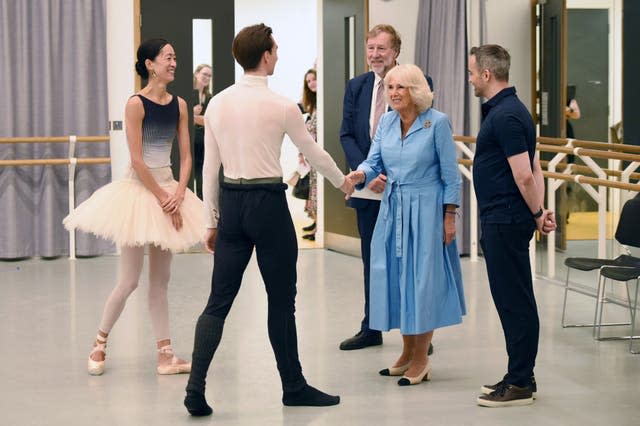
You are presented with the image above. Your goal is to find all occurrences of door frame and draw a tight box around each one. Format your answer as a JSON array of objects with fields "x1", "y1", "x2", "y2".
[
  {"x1": 319, "y1": 0, "x2": 368, "y2": 254},
  {"x1": 567, "y1": 0, "x2": 622, "y2": 136}
]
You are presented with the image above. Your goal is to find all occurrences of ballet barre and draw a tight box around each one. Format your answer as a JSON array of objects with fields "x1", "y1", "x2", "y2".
[
  {"x1": 0, "y1": 135, "x2": 110, "y2": 259},
  {"x1": 454, "y1": 134, "x2": 640, "y2": 279}
]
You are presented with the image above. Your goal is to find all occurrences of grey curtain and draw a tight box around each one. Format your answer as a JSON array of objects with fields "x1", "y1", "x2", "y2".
[
  {"x1": 0, "y1": 0, "x2": 113, "y2": 258},
  {"x1": 415, "y1": 0, "x2": 470, "y2": 253},
  {"x1": 416, "y1": 0, "x2": 468, "y2": 136}
]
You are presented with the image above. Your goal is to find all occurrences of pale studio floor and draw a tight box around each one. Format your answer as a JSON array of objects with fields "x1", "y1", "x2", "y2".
[{"x1": 1, "y1": 248, "x2": 639, "y2": 426}]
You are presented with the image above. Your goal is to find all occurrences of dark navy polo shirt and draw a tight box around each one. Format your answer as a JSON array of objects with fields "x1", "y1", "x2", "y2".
[{"x1": 472, "y1": 87, "x2": 536, "y2": 224}]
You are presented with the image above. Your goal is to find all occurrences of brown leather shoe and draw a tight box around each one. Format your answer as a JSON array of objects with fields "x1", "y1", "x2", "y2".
[
  {"x1": 481, "y1": 376, "x2": 537, "y2": 399},
  {"x1": 477, "y1": 382, "x2": 534, "y2": 407}
]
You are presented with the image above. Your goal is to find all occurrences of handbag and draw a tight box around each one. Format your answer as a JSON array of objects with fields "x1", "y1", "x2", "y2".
[{"x1": 292, "y1": 173, "x2": 310, "y2": 200}]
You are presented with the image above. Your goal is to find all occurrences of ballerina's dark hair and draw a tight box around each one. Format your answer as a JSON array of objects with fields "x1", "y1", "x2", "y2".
[{"x1": 135, "y1": 38, "x2": 170, "y2": 79}]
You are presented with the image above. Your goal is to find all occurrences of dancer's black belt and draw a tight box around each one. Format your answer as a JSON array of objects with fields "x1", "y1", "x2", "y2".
[{"x1": 222, "y1": 176, "x2": 283, "y2": 185}]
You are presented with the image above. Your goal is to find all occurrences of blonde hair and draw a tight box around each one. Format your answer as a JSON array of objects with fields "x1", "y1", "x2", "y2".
[
  {"x1": 193, "y1": 64, "x2": 212, "y2": 97},
  {"x1": 384, "y1": 64, "x2": 433, "y2": 113}
]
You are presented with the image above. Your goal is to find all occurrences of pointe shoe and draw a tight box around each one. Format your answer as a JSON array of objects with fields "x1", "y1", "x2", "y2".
[
  {"x1": 397, "y1": 362, "x2": 431, "y2": 386},
  {"x1": 88, "y1": 334, "x2": 107, "y2": 376},
  {"x1": 379, "y1": 362, "x2": 410, "y2": 376},
  {"x1": 157, "y1": 345, "x2": 191, "y2": 375}
]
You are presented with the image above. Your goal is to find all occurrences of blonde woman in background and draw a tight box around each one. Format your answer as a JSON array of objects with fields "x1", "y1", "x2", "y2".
[{"x1": 192, "y1": 64, "x2": 213, "y2": 198}]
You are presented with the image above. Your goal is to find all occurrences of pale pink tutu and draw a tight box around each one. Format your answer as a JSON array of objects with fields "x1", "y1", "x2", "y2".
[{"x1": 63, "y1": 167, "x2": 205, "y2": 252}]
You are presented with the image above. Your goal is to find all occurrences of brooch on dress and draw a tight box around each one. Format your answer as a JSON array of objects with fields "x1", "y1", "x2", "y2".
[{"x1": 423, "y1": 120, "x2": 432, "y2": 129}]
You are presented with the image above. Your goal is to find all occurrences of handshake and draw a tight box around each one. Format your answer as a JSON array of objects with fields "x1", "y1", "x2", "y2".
[
  {"x1": 338, "y1": 170, "x2": 387, "y2": 200},
  {"x1": 339, "y1": 170, "x2": 368, "y2": 200}
]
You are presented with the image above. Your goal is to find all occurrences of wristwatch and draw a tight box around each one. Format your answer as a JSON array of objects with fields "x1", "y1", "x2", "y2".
[{"x1": 533, "y1": 207, "x2": 544, "y2": 219}]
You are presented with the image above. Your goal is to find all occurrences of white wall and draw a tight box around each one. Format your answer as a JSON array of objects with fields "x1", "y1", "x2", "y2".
[
  {"x1": 467, "y1": 0, "x2": 534, "y2": 134},
  {"x1": 369, "y1": 0, "x2": 533, "y2": 136},
  {"x1": 106, "y1": 0, "x2": 135, "y2": 180},
  {"x1": 234, "y1": 0, "x2": 319, "y2": 234},
  {"x1": 106, "y1": 1, "x2": 318, "y2": 183},
  {"x1": 235, "y1": 0, "x2": 318, "y2": 213},
  {"x1": 235, "y1": 0, "x2": 317, "y2": 105},
  {"x1": 369, "y1": 0, "x2": 419, "y2": 66},
  {"x1": 484, "y1": 0, "x2": 533, "y2": 113}
]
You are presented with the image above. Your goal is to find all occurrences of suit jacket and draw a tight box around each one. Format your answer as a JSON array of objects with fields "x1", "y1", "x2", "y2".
[{"x1": 339, "y1": 71, "x2": 433, "y2": 209}]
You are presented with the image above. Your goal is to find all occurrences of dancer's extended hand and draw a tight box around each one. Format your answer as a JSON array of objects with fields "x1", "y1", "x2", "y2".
[
  {"x1": 204, "y1": 228, "x2": 218, "y2": 253},
  {"x1": 340, "y1": 176, "x2": 355, "y2": 200}
]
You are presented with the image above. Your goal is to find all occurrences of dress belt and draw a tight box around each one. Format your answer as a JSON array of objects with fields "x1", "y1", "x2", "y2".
[
  {"x1": 222, "y1": 176, "x2": 283, "y2": 185},
  {"x1": 385, "y1": 177, "x2": 440, "y2": 258}
]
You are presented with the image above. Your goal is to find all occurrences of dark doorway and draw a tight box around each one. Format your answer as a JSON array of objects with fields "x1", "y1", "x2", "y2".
[
  {"x1": 321, "y1": 0, "x2": 366, "y2": 241},
  {"x1": 539, "y1": 0, "x2": 568, "y2": 249},
  {"x1": 539, "y1": 0, "x2": 566, "y2": 139},
  {"x1": 564, "y1": 9, "x2": 609, "y2": 221},
  {"x1": 139, "y1": 0, "x2": 235, "y2": 184},
  {"x1": 567, "y1": 9, "x2": 609, "y2": 143}
]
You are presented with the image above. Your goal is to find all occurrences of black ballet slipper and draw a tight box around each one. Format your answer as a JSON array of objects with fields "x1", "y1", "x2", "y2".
[
  {"x1": 184, "y1": 391, "x2": 213, "y2": 416},
  {"x1": 282, "y1": 384, "x2": 340, "y2": 407}
]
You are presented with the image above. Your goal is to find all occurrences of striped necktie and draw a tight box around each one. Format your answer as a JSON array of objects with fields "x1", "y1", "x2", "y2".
[{"x1": 371, "y1": 80, "x2": 385, "y2": 138}]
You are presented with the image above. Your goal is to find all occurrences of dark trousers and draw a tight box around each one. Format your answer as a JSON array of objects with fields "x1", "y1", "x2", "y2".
[
  {"x1": 480, "y1": 221, "x2": 539, "y2": 388},
  {"x1": 203, "y1": 183, "x2": 306, "y2": 392},
  {"x1": 355, "y1": 200, "x2": 381, "y2": 334},
  {"x1": 193, "y1": 140, "x2": 204, "y2": 199}
]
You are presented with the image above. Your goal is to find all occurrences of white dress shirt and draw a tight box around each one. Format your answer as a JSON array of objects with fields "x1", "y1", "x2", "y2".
[{"x1": 202, "y1": 74, "x2": 346, "y2": 228}]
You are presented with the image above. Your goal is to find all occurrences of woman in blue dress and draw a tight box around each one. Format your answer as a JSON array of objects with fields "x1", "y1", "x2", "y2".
[{"x1": 348, "y1": 64, "x2": 465, "y2": 386}]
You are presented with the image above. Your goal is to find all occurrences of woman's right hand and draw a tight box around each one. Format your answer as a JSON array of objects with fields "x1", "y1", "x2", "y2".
[
  {"x1": 160, "y1": 190, "x2": 183, "y2": 214},
  {"x1": 193, "y1": 104, "x2": 203, "y2": 116},
  {"x1": 170, "y1": 210, "x2": 183, "y2": 231}
]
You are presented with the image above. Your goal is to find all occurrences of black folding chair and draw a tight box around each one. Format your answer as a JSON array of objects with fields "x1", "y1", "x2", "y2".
[
  {"x1": 561, "y1": 194, "x2": 640, "y2": 328},
  {"x1": 595, "y1": 266, "x2": 640, "y2": 354}
]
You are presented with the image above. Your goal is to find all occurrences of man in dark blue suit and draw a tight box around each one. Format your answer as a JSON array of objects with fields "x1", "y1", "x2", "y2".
[{"x1": 339, "y1": 24, "x2": 433, "y2": 351}]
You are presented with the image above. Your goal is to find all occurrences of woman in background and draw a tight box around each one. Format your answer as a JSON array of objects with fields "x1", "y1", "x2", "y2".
[
  {"x1": 298, "y1": 68, "x2": 318, "y2": 240},
  {"x1": 192, "y1": 64, "x2": 213, "y2": 198},
  {"x1": 64, "y1": 39, "x2": 204, "y2": 376}
]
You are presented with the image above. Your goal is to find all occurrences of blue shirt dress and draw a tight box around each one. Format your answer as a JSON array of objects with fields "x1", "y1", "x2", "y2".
[{"x1": 357, "y1": 108, "x2": 466, "y2": 334}]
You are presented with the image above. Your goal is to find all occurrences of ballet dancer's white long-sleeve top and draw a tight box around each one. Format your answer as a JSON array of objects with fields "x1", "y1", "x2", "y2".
[{"x1": 202, "y1": 74, "x2": 346, "y2": 229}]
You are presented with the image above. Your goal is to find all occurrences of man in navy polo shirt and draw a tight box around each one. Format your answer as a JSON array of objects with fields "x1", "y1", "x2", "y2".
[{"x1": 468, "y1": 44, "x2": 556, "y2": 407}]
